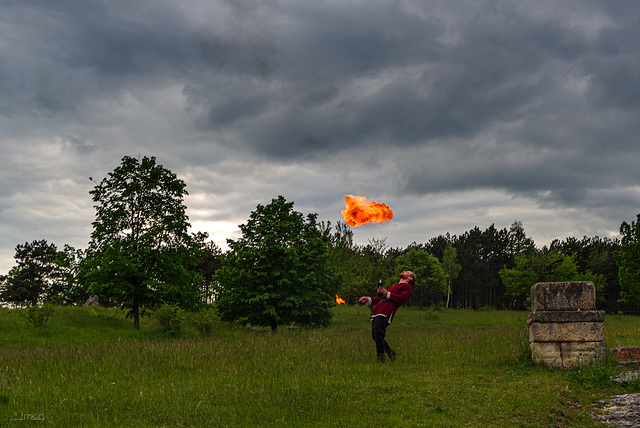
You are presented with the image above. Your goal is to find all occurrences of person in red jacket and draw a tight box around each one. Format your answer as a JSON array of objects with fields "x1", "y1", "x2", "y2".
[{"x1": 358, "y1": 271, "x2": 415, "y2": 362}]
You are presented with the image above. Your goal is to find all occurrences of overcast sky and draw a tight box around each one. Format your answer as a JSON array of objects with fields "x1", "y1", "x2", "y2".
[{"x1": 2, "y1": 0, "x2": 640, "y2": 274}]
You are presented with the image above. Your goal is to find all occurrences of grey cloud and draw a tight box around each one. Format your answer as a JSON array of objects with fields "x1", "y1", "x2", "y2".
[
  {"x1": 57, "y1": 135, "x2": 97, "y2": 155},
  {"x1": 0, "y1": 0, "x2": 195, "y2": 115},
  {"x1": 184, "y1": 0, "x2": 629, "y2": 163},
  {"x1": 2, "y1": 0, "x2": 640, "y2": 273}
]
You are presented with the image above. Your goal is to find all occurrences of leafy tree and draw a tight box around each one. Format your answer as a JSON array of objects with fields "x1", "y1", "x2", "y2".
[
  {"x1": 191, "y1": 232, "x2": 223, "y2": 303},
  {"x1": 575, "y1": 270, "x2": 608, "y2": 308},
  {"x1": 53, "y1": 245, "x2": 89, "y2": 305},
  {"x1": 500, "y1": 248, "x2": 581, "y2": 309},
  {"x1": 327, "y1": 233, "x2": 398, "y2": 303},
  {"x1": 327, "y1": 222, "x2": 359, "y2": 303},
  {"x1": 364, "y1": 237, "x2": 394, "y2": 282},
  {"x1": 395, "y1": 248, "x2": 446, "y2": 306},
  {"x1": 552, "y1": 236, "x2": 621, "y2": 311},
  {"x1": 478, "y1": 225, "x2": 512, "y2": 308},
  {"x1": 355, "y1": 238, "x2": 396, "y2": 298},
  {"x1": 615, "y1": 214, "x2": 640, "y2": 309},
  {"x1": 81, "y1": 155, "x2": 202, "y2": 329},
  {"x1": 452, "y1": 225, "x2": 512, "y2": 309},
  {"x1": 442, "y1": 243, "x2": 461, "y2": 309},
  {"x1": 0, "y1": 240, "x2": 67, "y2": 306},
  {"x1": 508, "y1": 220, "x2": 536, "y2": 257},
  {"x1": 214, "y1": 196, "x2": 338, "y2": 331},
  {"x1": 422, "y1": 233, "x2": 453, "y2": 261}
]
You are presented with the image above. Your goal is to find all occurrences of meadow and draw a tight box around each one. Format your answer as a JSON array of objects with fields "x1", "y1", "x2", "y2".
[{"x1": 1, "y1": 305, "x2": 639, "y2": 427}]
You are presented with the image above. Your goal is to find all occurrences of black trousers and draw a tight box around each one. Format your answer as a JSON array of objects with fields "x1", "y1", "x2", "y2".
[{"x1": 371, "y1": 316, "x2": 393, "y2": 356}]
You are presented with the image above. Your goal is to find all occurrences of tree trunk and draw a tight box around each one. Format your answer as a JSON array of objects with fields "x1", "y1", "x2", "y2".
[{"x1": 133, "y1": 299, "x2": 140, "y2": 330}]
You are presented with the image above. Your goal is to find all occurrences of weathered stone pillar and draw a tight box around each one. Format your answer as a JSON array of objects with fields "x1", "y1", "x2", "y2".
[{"x1": 527, "y1": 282, "x2": 606, "y2": 368}]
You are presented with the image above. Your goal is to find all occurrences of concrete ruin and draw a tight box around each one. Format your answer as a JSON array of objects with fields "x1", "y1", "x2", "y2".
[{"x1": 527, "y1": 281, "x2": 606, "y2": 369}]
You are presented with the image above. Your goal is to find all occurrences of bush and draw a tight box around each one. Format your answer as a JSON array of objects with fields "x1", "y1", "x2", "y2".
[
  {"x1": 21, "y1": 304, "x2": 55, "y2": 328},
  {"x1": 188, "y1": 306, "x2": 219, "y2": 335},
  {"x1": 152, "y1": 304, "x2": 185, "y2": 335},
  {"x1": 423, "y1": 308, "x2": 440, "y2": 321}
]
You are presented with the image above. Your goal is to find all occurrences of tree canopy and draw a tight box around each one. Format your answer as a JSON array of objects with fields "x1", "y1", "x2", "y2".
[
  {"x1": 0, "y1": 239, "x2": 67, "y2": 306},
  {"x1": 81, "y1": 155, "x2": 202, "y2": 328},
  {"x1": 615, "y1": 214, "x2": 640, "y2": 309},
  {"x1": 214, "y1": 196, "x2": 338, "y2": 330},
  {"x1": 395, "y1": 248, "x2": 446, "y2": 306}
]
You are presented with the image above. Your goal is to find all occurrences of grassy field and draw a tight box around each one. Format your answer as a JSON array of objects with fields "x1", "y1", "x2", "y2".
[{"x1": 1, "y1": 305, "x2": 639, "y2": 427}]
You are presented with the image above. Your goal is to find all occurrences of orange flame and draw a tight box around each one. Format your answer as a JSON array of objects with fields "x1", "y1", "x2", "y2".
[
  {"x1": 341, "y1": 195, "x2": 393, "y2": 227},
  {"x1": 335, "y1": 293, "x2": 346, "y2": 304}
]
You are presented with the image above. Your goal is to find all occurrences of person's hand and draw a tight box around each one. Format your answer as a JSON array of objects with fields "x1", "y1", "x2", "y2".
[
  {"x1": 358, "y1": 296, "x2": 368, "y2": 304},
  {"x1": 377, "y1": 286, "x2": 388, "y2": 295}
]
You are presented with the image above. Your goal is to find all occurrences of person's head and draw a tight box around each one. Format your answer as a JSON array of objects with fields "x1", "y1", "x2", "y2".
[{"x1": 400, "y1": 270, "x2": 416, "y2": 286}]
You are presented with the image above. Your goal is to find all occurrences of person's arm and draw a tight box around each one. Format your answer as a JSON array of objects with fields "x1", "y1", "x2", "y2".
[
  {"x1": 358, "y1": 296, "x2": 372, "y2": 305},
  {"x1": 358, "y1": 295, "x2": 384, "y2": 305}
]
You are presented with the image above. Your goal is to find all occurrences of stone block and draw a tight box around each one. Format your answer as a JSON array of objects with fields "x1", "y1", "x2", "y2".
[
  {"x1": 527, "y1": 310, "x2": 605, "y2": 324},
  {"x1": 531, "y1": 282, "x2": 595, "y2": 312},
  {"x1": 530, "y1": 342, "x2": 562, "y2": 367},
  {"x1": 530, "y1": 341, "x2": 606, "y2": 368},
  {"x1": 529, "y1": 322, "x2": 604, "y2": 342},
  {"x1": 610, "y1": 347, "x2": 640, "y2": 362},
  {"x1": 560, "y1": 341, "x2": 606, "y2": 368}
]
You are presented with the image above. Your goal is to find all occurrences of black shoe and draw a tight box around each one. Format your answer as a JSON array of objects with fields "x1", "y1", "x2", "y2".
[{"x1": 387, "y1": 349, "x2": 397, "y2": 361}]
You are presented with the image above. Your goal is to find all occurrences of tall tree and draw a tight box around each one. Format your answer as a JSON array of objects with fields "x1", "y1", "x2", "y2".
[
  {"x1": 214, "y1": 196, "x2": 338, "y2": 331},
  {"x1": 0, "y1": 239, "x2": 67, "y2": 306},
  {"x1": 508, "y1": 221, "x2": 536, "y2": 257},
  {"x1": 191, "y1": 232, "x2": 223, "y2": 304},
  {"x1": 81, "y1": 155, "x2": 201, "y2": 329},
  {"x1": 53, "y1": 244, "x2": 89, "y2": 305},
  {"x1": 453, "y1": 225, "x2": 511, "y2": 309},
  {"x1": 450, "y1": 227, "x2": 483, "y2": 309},
  {"x1": 422, "y1": 233, "x2": 453, "y2": 261},
  {"x1": 615, "y1": 214, "x2": 640, "y2": 310},
  {"x1": 479, "y1": 225, "x2": 512, "y2": 308},
  {"x1": 442, "y1": 243, "x2": 461, "y2": 309}
]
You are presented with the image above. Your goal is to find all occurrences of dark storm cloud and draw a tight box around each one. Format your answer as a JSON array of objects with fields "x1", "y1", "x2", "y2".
[
  {"x1": 0, "y1": 0, "x2": 195, "y2": 115},
  {"x1": 376, "y1": 1, "x2": 640, "y2": 210},
  {"x1": 183, "y1": 0, "x2": 640, "y2": 172},
  {"x1": 2, "y1": 0, "x2": 640, "y2": 273},
  {"x1": 7, "y1": 0, "x2": 635, "y2": 163}
]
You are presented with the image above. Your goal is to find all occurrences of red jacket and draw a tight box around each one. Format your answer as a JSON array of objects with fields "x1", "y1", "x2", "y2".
[{"x1": 370, "y1": 282, "x2": 413, "y2": 323}]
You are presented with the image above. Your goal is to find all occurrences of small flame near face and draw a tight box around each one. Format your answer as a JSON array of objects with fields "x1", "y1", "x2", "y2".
[
  {"x1": 335, "y1": 293, "x2": 346, "y2": 304},
  {"x1": 341, "y1": 195, "x2": 393, "y2": 227}
]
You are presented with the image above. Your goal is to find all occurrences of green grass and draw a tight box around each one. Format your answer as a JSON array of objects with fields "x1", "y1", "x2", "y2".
[{"x1": 1, "y1": 305, "x2": 639, "y2": 426}]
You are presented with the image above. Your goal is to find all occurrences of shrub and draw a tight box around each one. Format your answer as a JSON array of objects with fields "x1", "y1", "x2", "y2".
[
  {"x1": 21, "y1": 304, "x2": 55, "y2": 328},
  {"x1": 188, "y1": 306, "x2": 219, "y2": 335},
  {"x1": 152, "y1": 304, "x2": 185, "y2": 335}
]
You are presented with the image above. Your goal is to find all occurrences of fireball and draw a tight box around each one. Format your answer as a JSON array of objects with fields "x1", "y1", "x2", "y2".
[{"x1": 341, "y1": 195, "x2": 393, "y2": 227}]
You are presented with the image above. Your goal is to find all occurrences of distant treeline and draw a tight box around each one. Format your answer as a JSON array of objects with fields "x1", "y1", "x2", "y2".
[
  {"x1": 328, "y1": 220, "x2": 626, "y2": 312},
  {"x1": 2, "y1": 155, "x2": 639, "y2": 317},
  {"x1": 0, "y1": 219, "x2": 633, "y2": 313}
]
